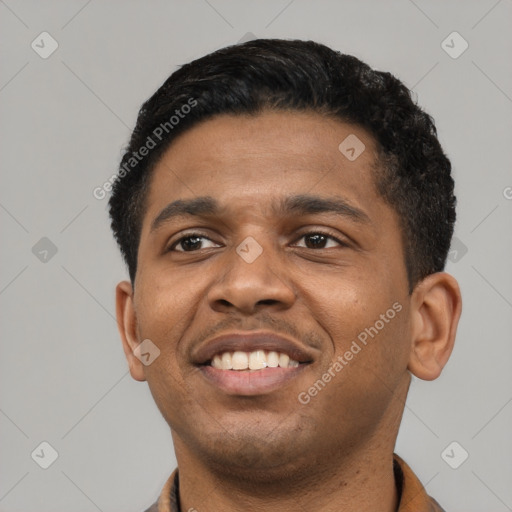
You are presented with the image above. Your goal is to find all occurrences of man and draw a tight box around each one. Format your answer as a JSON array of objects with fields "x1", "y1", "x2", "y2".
[{"x1": 108, "y1": 39, "x2": 462, "y2": 512}]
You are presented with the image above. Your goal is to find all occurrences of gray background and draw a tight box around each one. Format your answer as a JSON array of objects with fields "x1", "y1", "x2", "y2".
[{"x1": 1, "y1": 1, "x2": 511, "y2": 511}]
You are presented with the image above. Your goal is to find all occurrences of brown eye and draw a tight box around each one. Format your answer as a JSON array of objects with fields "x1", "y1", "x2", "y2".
[
  {"x1": 169, "y1": 234, "x2": 220, "y2": 252},
  {"x1": 294, "y1": 232, "x2": 346, "y2": 249}
]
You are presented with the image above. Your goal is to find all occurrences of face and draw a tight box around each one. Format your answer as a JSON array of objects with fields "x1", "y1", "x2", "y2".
[{"x1": 120, "y1": 111, "x2": 417, "y2": 478}]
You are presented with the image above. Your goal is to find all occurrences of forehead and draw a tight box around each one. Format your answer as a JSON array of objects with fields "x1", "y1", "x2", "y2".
[{"x1": 143, "y1": 111, "x2": 384, "y2": 221}]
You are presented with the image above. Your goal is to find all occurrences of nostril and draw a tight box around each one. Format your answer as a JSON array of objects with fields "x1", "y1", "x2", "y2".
[{"x1": 258, "y1": 299, "x2": 279, "y2": 306}]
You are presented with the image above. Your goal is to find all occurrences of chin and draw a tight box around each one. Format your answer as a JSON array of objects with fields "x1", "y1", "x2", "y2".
[{"x1": 191, "y1": 425, "x2": 315, "y2": 480}]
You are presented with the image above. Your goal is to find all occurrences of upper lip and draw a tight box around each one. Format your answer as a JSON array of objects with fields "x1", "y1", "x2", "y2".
[{"x1": 192, "y1": 331, "x2": 315, "y2": 365}]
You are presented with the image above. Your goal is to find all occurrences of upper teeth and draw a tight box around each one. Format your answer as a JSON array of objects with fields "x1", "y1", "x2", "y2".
[{"x1": 211, "y1": 350, "x2": 300, "y2": 370}]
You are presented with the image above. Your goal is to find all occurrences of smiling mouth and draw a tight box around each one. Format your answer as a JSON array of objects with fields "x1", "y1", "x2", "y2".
[{"x1": 208, "y1": 350, "x2": 304, "y2": 371}]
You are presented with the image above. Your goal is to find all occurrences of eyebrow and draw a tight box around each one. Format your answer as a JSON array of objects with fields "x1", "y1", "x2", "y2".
[{"x1": 150, "y1": 194, "x2": 371, "y2": 233}]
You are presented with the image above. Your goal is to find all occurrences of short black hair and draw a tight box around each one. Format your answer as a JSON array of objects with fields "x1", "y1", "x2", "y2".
[{"x1": 109, "y1": 38, "x2": 455, "y2": 291}]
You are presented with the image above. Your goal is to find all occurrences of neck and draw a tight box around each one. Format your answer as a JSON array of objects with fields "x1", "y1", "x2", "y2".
[
  {"x1": 174, "y1": 437, "x2": 400, "y2": 512},
  {"x1": 172, "y1": 374, "x2": 410, "y2": 512}
]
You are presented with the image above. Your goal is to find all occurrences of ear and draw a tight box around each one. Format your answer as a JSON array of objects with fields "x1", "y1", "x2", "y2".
[
  {"x1": 116, "y1": 281, "x2": 146, "y2": 382},
  {"x1": 407, "y1": 272, "x2": 462, "y2": 380}
]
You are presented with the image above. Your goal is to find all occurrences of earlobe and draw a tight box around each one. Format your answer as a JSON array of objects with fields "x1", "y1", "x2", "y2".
[
  {"x1": 407, "y1": 272, "x2": 462, "y2": 381},
  {"x1": 116, "y1": 281, "x2": 146, "y2": 382}
]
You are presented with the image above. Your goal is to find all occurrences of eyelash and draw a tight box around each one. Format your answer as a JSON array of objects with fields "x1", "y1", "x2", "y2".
[{"x1": 167, "y1": 230, "x2": 349, "y2": 252}]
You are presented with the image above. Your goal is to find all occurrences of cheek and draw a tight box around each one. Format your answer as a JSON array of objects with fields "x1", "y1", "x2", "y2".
[
  {"x1": 135, "y1": 268, "x2": 199, "y2": 339},
  {"x1": 134, "y1": 280, "x2": 195, "y2": 427},
  {"x1": 310, "y1": 313, "x2": 410, "y2": 432},
  {"x1": 300, "y1": 269, "x2": 396, "y2": 342},
  {"x1": 341, "y1": 304, "x2": 411, "y2": 414},
  {"x1": 304, "y1": 270, "x2": 409, "y2": 385},
  {"x1": 132, "y1": 276, "x2": 198, "y2": 395}
]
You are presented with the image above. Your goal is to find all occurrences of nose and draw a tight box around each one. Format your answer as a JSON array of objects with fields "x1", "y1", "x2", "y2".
[{"x1": 207, "y1": 236, "x2": 296, "y2": 315}]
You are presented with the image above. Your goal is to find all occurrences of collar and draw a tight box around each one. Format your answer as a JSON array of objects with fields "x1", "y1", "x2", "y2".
[{"x1": 151, "y1": 454, "x2": 445, "y2": 512}]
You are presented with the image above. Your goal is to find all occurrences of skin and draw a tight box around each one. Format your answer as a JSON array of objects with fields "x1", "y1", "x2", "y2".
[{"x1": 116, "y1": 111, "x2": 462, "y2": 512}]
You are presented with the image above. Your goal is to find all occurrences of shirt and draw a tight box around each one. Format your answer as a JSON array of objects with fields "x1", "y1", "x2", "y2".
[{"x1": 143, "y1": 453, "x2": 445, "y2": 512}]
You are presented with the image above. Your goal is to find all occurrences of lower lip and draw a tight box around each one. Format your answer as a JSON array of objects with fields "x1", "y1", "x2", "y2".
[{"x1": 198, "y1": 364, "x2": 308, "y2": 396}]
